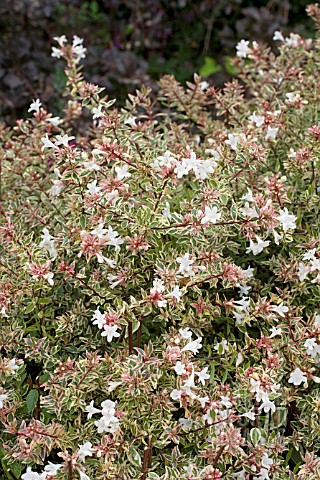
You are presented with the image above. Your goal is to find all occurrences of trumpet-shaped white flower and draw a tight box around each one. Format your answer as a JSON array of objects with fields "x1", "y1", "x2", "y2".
[
  {"x1": 277, "y1": 207, "x2": 297, "y2": 231},
  {"x1": 28, "y1": 99, "x2": 42, "y2": 113},
  {"x1": 181, "y1": 337, "x2": 203, "y2": 355},
  {"x1": 200, "y1": 206, "x2": 221, "y2": 224},
  {"x1": 177, "y1": 253, "x2": 195, "y2": 277},
  {"x1": 236, "y1": 39, "x2": 250, "y2": 58},
  {"x1": 288, "y1": 368, "x2": 307, "y2": 386},
  {"x1": 246, "y1": 236, "x2": 270, "y2": 256},
  {"x1": 78, "y1": 442, "x2": 95, "y2": 462}
]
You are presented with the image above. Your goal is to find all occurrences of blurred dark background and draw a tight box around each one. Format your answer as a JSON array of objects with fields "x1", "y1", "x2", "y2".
[{"x1": 0, "y1": 0, "x2": 314, "y2": 123}]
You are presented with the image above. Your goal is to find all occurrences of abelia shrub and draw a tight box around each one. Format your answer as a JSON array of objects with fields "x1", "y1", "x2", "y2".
[{"x1": 2, "y1": 6, "x2": 320, "y2": 479}]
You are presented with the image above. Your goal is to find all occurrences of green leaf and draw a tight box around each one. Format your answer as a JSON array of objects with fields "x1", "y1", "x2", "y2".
[
  {"x1": 26, "y1": 389, "x2": 39, "y2": 413},
  {"x1": 128, "y1": 446, "x2": 141, "y2": 467},
  {"x1": 224, "y1": 56, "x2": 239, "y2": 76},
  {"x1": 250, "y1": 427, "x2": 261, "y2": 445},
  {"x1": 80, "y1": 216, "x2": 86, "y2": 228},
  {"x1": 0, "y1": 447, "x2": 21, "y2": 479},
  {"x1": 199, "y1": 56, "x2": 221, "y2": 77},
  {"x1": 25, "y1": 302, "x2": 36, "y2": 314}
]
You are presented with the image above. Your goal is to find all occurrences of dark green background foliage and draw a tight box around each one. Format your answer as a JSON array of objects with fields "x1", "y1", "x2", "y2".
[{"x1": 0, "y1": 0, "x2": 314, "y2": 122}]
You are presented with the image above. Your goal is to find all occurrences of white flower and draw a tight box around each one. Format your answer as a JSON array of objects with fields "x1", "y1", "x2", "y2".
[
  {"x1": 86, "y1": 180, "x2": 101, "y2": 195},
  {"x1": 273, "y1": 229, "x2": 282, "y2": 245},
  {"x1": 51, "y1": 46, "x2": 62, "y2": 58},
  {"x1": 28, "y1": 99, "x2": 42, "y2": 113},
  {"x1": 286, "y1": 92, "x2": 302, "y2": 104},
  {"x1": 152, "y1": 151, "x2": 176, "y2": 170},
  {"x1": 106, "y1": 189, "x2": 119, "y2": 204},
  {"x1": 288, "y1": 367, "x2": 307, "y2": 386},
  {"x1": 166, "y1": 285, "x2": 183, "y2": 302},
  {"x1": 193, "y1": 159, "x2": 216, "y2": 180},
  {"x1": 101, "y1": 399, "x2": 116, "y2": 413},
  {"x1": 246, "y1": 236, "x2": 270, "y2": 256},
  {"x1": 285, "y1": 33, "x2": 300, "y2": 48},
  {"x1": 236, "y1": 352, "x2": 244, "y2": 367},
  {"x1": 269, "y1": 326, "x2": 282, "y2": 338},
  {"x1": 85, "y1": 400, "x2": 101, "y2": 419},
  {"x1": 298, "y1": 262, "x2": 310, "y2": 282},
  {"x1": 101, "y1": 325, "x2": 120, "y2": 342},
  {"x1": 238, "y1": 283, "x2": 251, "y2": 297},
  {"x1": 170, "y1": 389, "x2": 182, "y2": 400},
  {"x1": 200, "y1": 206, "x2": 221, "y2": 224},
  {"x1": 303, "y1": 248, "x2": 316, "y2": 261},
  {"x1": 107, "y1": 274, "x2": 122, "y2": 289},
  {"x1": 72, "y1": 36, "x2": 87, "y2": 63},
  {"x1": 39, "y1": 228, "x2": 57, "y2": 260},
  {"x1": 162, "y1": 202, "x2": 172, "y2": 220},
  {"x1": 79, "y1": 471, "x2": 91, "y2": 480},
  {"x1": 273, "y1": 30, "x2": 284, "y2": 41},
  {"x1": 304, "y1": 338, "x2": 320, "y2": 358},
  {"x1": 93, "y1": 399, "x2": 119, "y2": 434},
  {"x1": 115, "y1": 164, "x2": 131, "y2": 180},
  {"x1": 83, "y1": 160, "x2": 101, "y2": 171},
  {"x1": 125, "y1": 116, "x2": 137, "y2": 127},
  {"x1": 221, "y1": 395, "x2": 232, "y2": 408},
  {"x1": 197, "y1": 396, "x2": 209, "y2": 408},
  {"x1": 288, "y1": 148, "x2": 297, "y2": 158},
  {"x1": 225, "y1": 133, "x2": 239, "y2": 150},
  {"x1": 53, "y1": 35, "x2": 67, "y2": 47},
  {"x1": 151, "y1": 278, "x2": 165, "y2": 293},
  {"x1": 21, "y1": 467, "x2": 41, "y2": 480},
  {"x1": 261, "y1": 453, "x2": 273, "y2": 469},
  {"x1": 241, "y1": 188, "x2": 254, "y2": 202},
  {"x1": 241, "y1": 410, "x2": 255, "y2": 421},
  {"x1": 182, "y1": 151, "x2": 198, "y2": 171},
  {"x1": 41, "y1": 133, "x2": 58, "y2": 151},
  {"x1": 236, "y1": 39, "x2": 250, "y2": 58},
  {"x1": 199, "y1": 80, "x2": 209, "y2": 90},
  {"x1": 253, "y1": 468, "x2": 270, "y2": 480},
  {"x1": 44, "y1": 272, "x2": 54, "y2": 286},
  {"x1": 214, "y1": 339, "x2": 229, "y2": 355},
  {"x1": 271, "y1": 302, "x2": 289, "y2": 317},
  {"x1": 105, "y1": 226, "x2": 124, "y2": 251},
  {"x1": 260, "y1": 396, "x2": 276, "y2": 414},
  {"x1": 78, "y1": 442, "x2": 95, "y2": 462},
  {"x1": 91, "y1": 223, "x2": 108, "y2": 238},
  {"x1": 91, "y1": 308, "x2": 106, "y2": 329},
  {"x1": 179, "y1": 327, "x2": 192, "y2": 339},
  {"x1": 46, "y1": 116, "x2": 62, "y2": 126},
  {"x1": 44, "y1": 463, "x2": 62, "y2": 475},
  {"x1": 181, "y1": 337, "x2": 203, "y2": 355},
  {"x1": 108, "y1": 381, "x2": 119, "y2": 392},
  {"x1": 249, "y1": 112, "x2": 265, "y2": 127},
  {"x1": 277, "y1": 207, "x2": 296, "y2": 231},
  {"x1": 196, "y1": 367, "x2": 210, "y2": 385},
  {"x1": 174, "y1": 361, "x2": 186, "y2": 375},
  {"x1": 239, "y1": 202, "x2": 258, "y2": 218},
  {"x1": 173, "y1": 161, "x2": 189, "y2": 178},
  {"x1": 55, "y1": 134, "x2": 75, "y2": 147},
  {"x1": 234, "y1": 297, "x2": 250, "y2": 313},
  {"x1": 92, "y1": 105, "x2": 104, "y2": 119},
  {"x1": 7, "y1": 358, "x2": 20, "y2": 374},
  {"x1": 50, "y1": 179, "x2": 64, "y2": 196},
  {"x1": 177, "y1": 253, "x2": 195, "y2": 277},
  {"x1": 0, "y1": 393, "x2": 8, "y2": 409},
  {"x1": 205, "y1": 146, "x2": 220, "y2": 160},
  {"x1": 265, "y1": 126, "x2": 278, "y2": 140}
]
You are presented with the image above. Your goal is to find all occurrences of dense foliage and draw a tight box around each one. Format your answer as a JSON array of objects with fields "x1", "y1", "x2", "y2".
[{"x1": 2, "y1": 4, "x2": 320, "y2": 479}]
